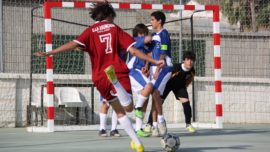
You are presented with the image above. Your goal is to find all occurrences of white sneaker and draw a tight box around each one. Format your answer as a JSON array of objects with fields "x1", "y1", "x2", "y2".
[
  {"x1": 158, "y1": 122, "x2": 167, "y2": 137},
  {"x1": 151, "y1": 127, "x2": 159, "y2": 137},
  {"x1": 186, "y1": 124, "x2": 196, "y2": 133}
]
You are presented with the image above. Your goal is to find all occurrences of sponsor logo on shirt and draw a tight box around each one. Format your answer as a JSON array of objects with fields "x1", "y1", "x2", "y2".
[{"x1": 92, "y1": 24, "x2": 115, "y2": 33}]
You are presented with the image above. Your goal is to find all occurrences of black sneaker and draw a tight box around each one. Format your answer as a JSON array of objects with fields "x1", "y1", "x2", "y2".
[
  {"x1": 98, "y1": 129, "x2": 107, "y2": 137},
  {"x1": 110, "y1": 129, "x2": 121, "y2": 137}
]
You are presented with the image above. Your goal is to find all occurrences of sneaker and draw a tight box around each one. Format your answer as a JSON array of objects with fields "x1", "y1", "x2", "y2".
[
  {"x1": 136, "y1": 129, "x2": 150, "y2": 137},
  {"x1": 143, "y1": 124, "x2": 152, "y2": 133},
  {"x1": 130, "y1": 140, "x2": 144, "y2": 152},
  {"x1": 104, "y1": 65, "x2": 117, "y2": 84},
  {"x1": 151, "y1": 127, "x2": 159, "y2": 137},
  {"x1": 110, "y1": 129, "x2": 121, "y2": 137},
  {"x1": 186, "y1": 124, "x2": 196, "y2": 133},
  {"x1": 158, "y1": 122, "x2": 167, "y2": 137},
  {"x1": 98, "y1": 129, "x2": 107, "y2": 137},
  {"x1": 135, "y1": 109, "x2": 144, "y2": 119}
]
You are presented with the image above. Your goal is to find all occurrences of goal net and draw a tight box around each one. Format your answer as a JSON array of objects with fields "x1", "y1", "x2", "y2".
[{"x1": 28, "y1": 1, "x2": 222, "y2": 132}]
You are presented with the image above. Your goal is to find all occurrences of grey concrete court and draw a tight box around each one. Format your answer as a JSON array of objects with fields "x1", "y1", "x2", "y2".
[{"x1": 0, "y1": 124, "x2": 269, "y2": 152}]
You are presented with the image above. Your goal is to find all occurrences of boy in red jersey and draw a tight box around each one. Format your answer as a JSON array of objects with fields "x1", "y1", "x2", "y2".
[{"x1": 35, "y1": 1, "x2": 164, "y2": 152}]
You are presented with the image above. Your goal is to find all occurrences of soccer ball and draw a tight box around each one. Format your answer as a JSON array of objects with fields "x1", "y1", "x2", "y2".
[{"x1": 161, "y1": 133, "x2": 180, "y2": 152}]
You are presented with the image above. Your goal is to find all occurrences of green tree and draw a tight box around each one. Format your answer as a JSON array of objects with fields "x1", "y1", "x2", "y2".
[{"x1": 221, "y1": 0, "x2": 270, "y2": 32}]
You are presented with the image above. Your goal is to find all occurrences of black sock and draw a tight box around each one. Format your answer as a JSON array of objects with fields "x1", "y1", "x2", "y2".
[{"x1": 182, "y1": 101, "x2": 192, "y2": 125}]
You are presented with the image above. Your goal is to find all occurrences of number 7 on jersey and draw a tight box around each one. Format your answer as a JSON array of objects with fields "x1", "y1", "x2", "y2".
[{"x1": 99, "y1": 33, "x2": 112, "y2": 54}]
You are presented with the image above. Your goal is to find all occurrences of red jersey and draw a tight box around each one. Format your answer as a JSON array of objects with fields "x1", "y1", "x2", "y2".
[{"x1": 74, "y1": 21, "x2": 135, "y2": 81}]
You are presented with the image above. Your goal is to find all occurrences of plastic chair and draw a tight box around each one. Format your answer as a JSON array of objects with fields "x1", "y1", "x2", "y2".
[
  {"x1": 59, "y1": 87, "x2": 85, "y2": 107},
  {"x1": 58, "y1": 87, "x2": 87, "y2": 124}
]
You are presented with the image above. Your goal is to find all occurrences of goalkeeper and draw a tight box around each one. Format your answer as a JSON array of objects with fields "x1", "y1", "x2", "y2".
[{"x1": 145, "y1": 51, "x2": 197, "y2": 133}]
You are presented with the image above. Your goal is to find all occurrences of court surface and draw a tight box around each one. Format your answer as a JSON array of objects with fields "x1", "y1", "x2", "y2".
[{"x1": 0, "y1": 124, "x2": 269, "y2": 152}]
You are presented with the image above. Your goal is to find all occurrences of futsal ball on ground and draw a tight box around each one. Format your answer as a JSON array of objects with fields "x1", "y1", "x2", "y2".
[{"x1": 161, "y1": 133, "x2": 180, "y2": 152}]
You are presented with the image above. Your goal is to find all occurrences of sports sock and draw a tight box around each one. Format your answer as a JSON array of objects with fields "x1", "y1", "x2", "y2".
[
  {"x1": 135, "y1": 94, "x2": 148, "y2": 108},
  {"x1": 153, "y1": 122, "x2": 158, "y2": 128},
  {"x1": 113, "y1": 81, "x2": 132, "y2": 107},
  {"x1": 111, "y1": 111, "x2": 117, "y2": 131},
  {"x1": 182, "y1": 101, "x2": 192, "y2": 124},
  {"x1": 158, "y1": 115, "x2": 165, "y2": 123},
  {"x1": 118, "y1": 115, "x2": 141, "y2": 145},
  {"x1": 135, "y1": 117, "x2": 143, "y2": 131},
  {"x1": 99, "y1": 113, "x2": 107, "y2": 130}
]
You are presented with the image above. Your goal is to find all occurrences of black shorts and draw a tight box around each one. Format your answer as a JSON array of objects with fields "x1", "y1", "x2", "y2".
[{"x1": 161, "y1": 80, "x2": 189, "y2": 101}]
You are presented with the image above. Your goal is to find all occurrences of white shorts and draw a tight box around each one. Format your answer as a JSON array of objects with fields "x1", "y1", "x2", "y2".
[
  {"x1": 150, "y1": 66, "x2": 172, "y2": 95},
  {"x1": 129, "y1": 68, "x2": 152, "y2": 94}
]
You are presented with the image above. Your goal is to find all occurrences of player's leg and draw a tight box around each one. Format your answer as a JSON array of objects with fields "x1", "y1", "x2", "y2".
[
  {"x1": 104, "y1": 65, "x2": 134, "y2": 112},
  {"x1": 129, "y1": 69, "x2": 151, "y2": 137},
  {"x1": 129, "y1": 69, "x2": 152, "y2": 118},
  {"x1": 174, "y1": 88, "x2": 196, "y2": 133},
  {"x1": 99, "y1": 97, "x2": 109, "y2": 137},
  {"x1": 95, "y1": 75, "x2": 144, "y2": 152},
  {"x1": 109, "y1": 98, "x2": 144, "y2": 152},
  {"x1": 151, "y1": 67, "x2": 172, "y2": 136},
  {"x1": 144, "y1": 81, "x2": 171, "y2": 134},
  {"x1": 150, "y1": 102, "x2": 159, "y2": 137},
  {"x1": 110, "y1": 110, "x2": 121, "y2": 137}
]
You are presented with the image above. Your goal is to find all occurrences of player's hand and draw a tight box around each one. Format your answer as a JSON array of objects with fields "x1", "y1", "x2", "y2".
[
  {"x1": 35, "y1": 52, "x2": 47, "y2": 57},
  {"x1": 155, "y1": 60, "x2": 165, "y2": 68},
  {"x1": 153, "y1": 71, "x2": 159, "y2": 80},
  {"x1": 141, "y1": 67, "x2": 150, "y2": 77},
  {"x1": 144, "y1": 35, "x2": 152, "y2": 44}
]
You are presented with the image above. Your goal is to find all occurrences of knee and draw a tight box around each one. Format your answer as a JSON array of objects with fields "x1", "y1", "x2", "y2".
[{"x1": 124, "y1": 104, "x2": 134, "y2": 112}]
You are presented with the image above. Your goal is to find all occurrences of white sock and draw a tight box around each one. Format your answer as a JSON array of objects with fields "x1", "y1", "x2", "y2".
[
  {"x1": 113, "y1": 81, "x2": 132, "y2": 107},
  {"x1": 111, "y1": 111, "x2": 117, "y2": 131},
  {"x1": 99, "y1": 113, "x2": 107, "y2": 130},
  {"x1": 135, "y1": 117, "x2": 143, "y2": 131},
  {"x1": 135, "y1": 94, "x2": 147, "y2": 108},
  {"x1": 153, "y1": 122, "x2": 158, "y2": 128},
  {"x1": 118, "y1": 115, "x2": 141, "y2": 146},
  {"x1": 158, "y1": 115, "x2": 165, "y2": 123}
]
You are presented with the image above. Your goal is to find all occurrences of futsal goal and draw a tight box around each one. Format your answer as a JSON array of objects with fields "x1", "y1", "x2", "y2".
[{"x1": 27, "y1": 1, "x2": 222, "y2": 132}]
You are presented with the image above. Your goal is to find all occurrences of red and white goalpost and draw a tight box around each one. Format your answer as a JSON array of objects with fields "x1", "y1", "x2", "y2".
[{"x1": 28, "y1": 1, "x2": 222, "y2": 132}]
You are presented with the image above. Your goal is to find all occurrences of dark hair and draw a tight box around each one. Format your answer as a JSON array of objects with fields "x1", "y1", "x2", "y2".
[
  {"x1": 90, "y1": 1, "x2": 116, "y2": 21},
  {"x1": 182, "y1": 51, "x2": 196, "y2": 61},
  {"x1": 151, "y1": 11, "x2": 166, "y2": 26},
  {"x1": 132, "y1": 23, "x2": 149, "y2": 37}
]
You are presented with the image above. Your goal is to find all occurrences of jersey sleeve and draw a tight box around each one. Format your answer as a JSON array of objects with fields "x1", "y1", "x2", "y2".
[
  {"x1": 73, "y1": 28, "x2": 90, "y2": 51},
  {"x1": 160, "y1": 33, "x2": 169, "y2": 55},
  {"x1": 117, "y1": 26, "x2": 135, "y2": 52},
  {"x1": 134, "y1": 37, "x2": 145, "y2": 49},
  {"x1": 152, "y1": 34, "x2": 165, "y2": 55}
]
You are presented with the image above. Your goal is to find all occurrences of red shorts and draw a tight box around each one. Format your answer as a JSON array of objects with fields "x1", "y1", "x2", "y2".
[{"x1": 94, "y1": 72, "x2": 132, "y2": 101}]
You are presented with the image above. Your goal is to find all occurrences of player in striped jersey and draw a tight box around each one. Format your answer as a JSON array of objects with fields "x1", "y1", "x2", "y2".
[
  {"x1": 148, "y1": 11, "x2": 172, "y2": 137},
  {"x1": 127, "y1": 23, "x2": 152, "y2": 137}
]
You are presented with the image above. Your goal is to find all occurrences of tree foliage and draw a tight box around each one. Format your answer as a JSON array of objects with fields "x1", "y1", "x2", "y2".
[{"x1": 221, "y1": 0, "x2": 270, "y2": 32}]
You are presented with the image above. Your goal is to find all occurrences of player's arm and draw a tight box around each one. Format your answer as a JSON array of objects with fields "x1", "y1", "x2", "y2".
[
  {"x1": 141, "y1": 36, "x2": 152, "y2": 76},
  {"x1": 155, "y1": 54, "x2": 165, "y2": 72},
  {"x1": 35, "y1": 41, "x2": 78, "y2": 57},
  {"x1": 141, "y1": 53, "x2": 151, "y2": 77},
  {"x1": 129, "y1": 46, "x2": 164, "y2": 67},
  {"x1": 154, "y1": 45, "x2": 166, "y2": 79}
]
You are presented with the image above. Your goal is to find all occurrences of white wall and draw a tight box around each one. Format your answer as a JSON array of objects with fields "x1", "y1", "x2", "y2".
[{"x1": 1, "y1": 74, "x2": 270, "y2": 127}]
